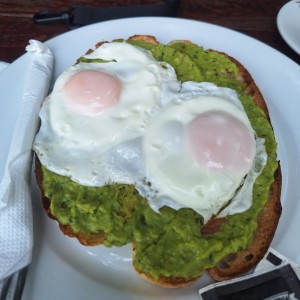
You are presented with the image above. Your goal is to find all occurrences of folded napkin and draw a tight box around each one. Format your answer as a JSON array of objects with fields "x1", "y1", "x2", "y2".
[{"x1": 0, "y1": 40, "x2": 54, "y2": 282}]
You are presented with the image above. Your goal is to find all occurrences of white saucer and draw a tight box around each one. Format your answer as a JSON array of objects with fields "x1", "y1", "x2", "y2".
[{"x1": 277, "y1": 0, "x2": 300, "y2": 55}]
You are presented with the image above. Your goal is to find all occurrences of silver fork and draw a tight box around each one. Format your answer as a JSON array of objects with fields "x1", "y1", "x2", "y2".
[{"x1": 0, "y1": 267, "x2": 28, "y2": 300}]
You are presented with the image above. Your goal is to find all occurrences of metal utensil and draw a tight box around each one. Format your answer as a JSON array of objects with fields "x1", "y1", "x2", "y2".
[
  {"x1": 33, "y1": 0, "x2": 180, "y2": 29},
  {"x1": 0, "y1": 267, "x2": 28, "y2": 300}
]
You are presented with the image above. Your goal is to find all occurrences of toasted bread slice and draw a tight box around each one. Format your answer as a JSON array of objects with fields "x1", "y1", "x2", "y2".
[{"x1": 34, "y1": 35, "x2": 281, "y2": 287}]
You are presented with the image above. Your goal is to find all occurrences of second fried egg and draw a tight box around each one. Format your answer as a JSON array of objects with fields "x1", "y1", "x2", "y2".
[{"x1": 141, "y1": 83, "x2": 267, "y2": 221}]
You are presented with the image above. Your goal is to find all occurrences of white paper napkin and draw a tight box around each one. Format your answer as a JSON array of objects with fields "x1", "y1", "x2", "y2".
[{"x1": 0, "y1": 40, "x2": 54, "y2": 282}]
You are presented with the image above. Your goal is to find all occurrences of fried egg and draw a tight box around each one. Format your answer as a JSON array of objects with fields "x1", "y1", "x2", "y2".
[
  {"x1": 33, "y1": 42, "x2": 267, "y2": 222},
  {"x1": 33, "y1": 42, "x2": 179, "y2": 186},
  {"x1": 140, "y1": 82, "x2": 267, "y2": 221}
]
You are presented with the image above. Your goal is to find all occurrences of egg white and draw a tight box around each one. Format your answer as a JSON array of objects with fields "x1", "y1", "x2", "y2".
[{"x1": 33, "y1": 42, "x2": 267, "y2": 222}]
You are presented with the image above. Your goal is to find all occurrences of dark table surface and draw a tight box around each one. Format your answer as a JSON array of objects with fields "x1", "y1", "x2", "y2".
[{"x1": 0, "y1": 0, "x2": 299, "y2": 65}]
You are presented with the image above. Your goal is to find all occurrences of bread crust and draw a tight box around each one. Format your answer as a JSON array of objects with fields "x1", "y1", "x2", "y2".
[
  {"x1": 207, "y1": 167, "x2": 282, "y2": 281},
  {"x1": 206, "y1": 51, "x2": 282, "y2": 281},
  {"x1": 34, "y1": 35, "x2": 282, "y2": 287}
]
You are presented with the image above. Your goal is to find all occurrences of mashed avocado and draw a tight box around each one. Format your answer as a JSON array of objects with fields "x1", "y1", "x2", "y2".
[{"x1": 42, "y1": 41, "x2": 278, "y2": 280}]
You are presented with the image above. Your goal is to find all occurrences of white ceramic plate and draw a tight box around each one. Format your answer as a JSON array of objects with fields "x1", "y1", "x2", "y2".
[
  {"x1": 1, "y1": 17, "x2": 300, "y2": 300},
  {"x1": 277, "y1": 0, "x2": 300, "y2": 55}
]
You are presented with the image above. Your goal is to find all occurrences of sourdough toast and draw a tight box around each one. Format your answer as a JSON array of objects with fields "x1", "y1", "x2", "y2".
[{"x1": 34, "y1": 35, "x2": 281, "y2": 287}]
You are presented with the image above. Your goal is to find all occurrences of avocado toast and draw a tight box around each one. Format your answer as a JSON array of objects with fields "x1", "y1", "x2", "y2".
[{"x1": 34, "y1": 35, "x2": 281, "y2": 287}]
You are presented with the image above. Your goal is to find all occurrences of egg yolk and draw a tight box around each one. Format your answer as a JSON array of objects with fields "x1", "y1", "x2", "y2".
[
  {"x1": 64, "y1": 70, "x2": 121, "y2": 115},
  {"x1": 186, "y1": 112, "x2": 256, "y2": 172}
]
